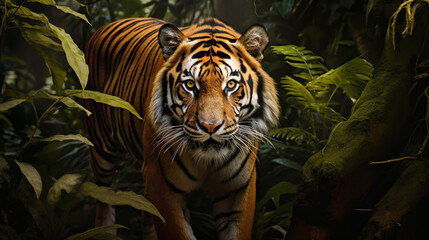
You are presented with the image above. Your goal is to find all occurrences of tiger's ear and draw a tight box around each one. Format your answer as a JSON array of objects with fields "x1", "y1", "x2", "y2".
[
  {"x1": 158, "y1": 24, "x2": 184, "y2": 60},
  {"x1": 239, "y1": 25, "x2": 269, "y2": 62}
]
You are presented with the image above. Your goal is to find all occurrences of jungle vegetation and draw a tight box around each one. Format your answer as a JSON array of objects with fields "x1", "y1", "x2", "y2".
[{"x1": 0, "y1": 0, "x2": 428, "y2": 239}]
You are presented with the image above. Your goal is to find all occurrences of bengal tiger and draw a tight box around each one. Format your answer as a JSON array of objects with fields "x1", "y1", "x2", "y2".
[{"x1": 84, "y1": 17, "x2": 279, "y2": 240}]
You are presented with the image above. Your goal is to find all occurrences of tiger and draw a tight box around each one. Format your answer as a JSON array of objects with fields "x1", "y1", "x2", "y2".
[{"x1": 84, "y1": 17, "x2": 279, "y2": 240}]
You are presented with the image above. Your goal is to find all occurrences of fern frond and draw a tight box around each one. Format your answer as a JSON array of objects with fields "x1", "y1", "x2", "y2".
[
  {"x1": 281, "y1": 76, "x2": 315, "y2": 109},
  {"x1": 270, "y1": 127, "x2": 320, "y2": 146},
  {"x1": 307, "y1": 57, "x2": 374, "y2": 100},
  {"x1": 308, "y1": 103, "x2": 346, "y2": 124},
  {"x1": 272, "y1": 45, "x2": 327, "y2": 80}
]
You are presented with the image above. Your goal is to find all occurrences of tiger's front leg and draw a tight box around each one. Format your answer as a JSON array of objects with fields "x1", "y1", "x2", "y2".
[
  {"x1": 214, "y1": 168, "x2": 256, "y2": 240},
  {"x1": 142, "y1": 127, "x2": 198, "y2": 240},
  {"x1": 212, "y1": 146, "x2": 258, "y2": 240},
  {"x1": 142, "y1": 156, "x2": 197, "y2": 240}
]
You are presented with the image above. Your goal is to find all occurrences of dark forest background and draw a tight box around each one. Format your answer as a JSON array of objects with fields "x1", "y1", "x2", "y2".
[{"x1": 0, "y1": 0, "x2": 428, "y2": 239}]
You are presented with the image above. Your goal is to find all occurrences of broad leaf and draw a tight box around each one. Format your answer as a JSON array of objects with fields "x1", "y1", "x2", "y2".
[
  {"x1": 14, "y1": 5, "x2": 89, "y2": 89},
  {"x1": 308, "y1": 103, "x2": 346, "y2": 123},
  {"x1": 272, "y1": 158, "x2": 303, "y2": 171},
  {"x1": 65, "y1": 224, "x2": 126, "y2": 240},
  {"x1": 15, "y1": 161, "x2": 42, "y2": 199},
  {"x1": 27, "y1": 0, "x2": 90, "y2": 25},
  {"x1": 79, "y1": 182, "x2": 164, "y2": 222},
  {"x1": 65, "y1": 89, "x2": 142, "y2": 120},
  {"x1": 32, "y1": 90, "x2": 91, "y2": 116},
  {"x1": 256, "y1": 181, "x2": 298, "y2": 209},
  {"x1": 18, "y1": 23, "x2": 62, "y2": 51},
  {"x1": 47, "y1": 174, "x2": 84, "y2": 206},
  {"x1": 48, "y1": 23, "x2": 88, "y2": 89},
  {"x1": 3, "y1": 89, "x2": 30, "y2": 101},
  {"x1": 33, "y1": 134, "x2": 93, "y2": 146},
  {"x1": 0, "y1": 99, "x2": 26, "y2": 111},
  {"x1": 308, "y1": 57, "x2": 373, "y2": 100}
]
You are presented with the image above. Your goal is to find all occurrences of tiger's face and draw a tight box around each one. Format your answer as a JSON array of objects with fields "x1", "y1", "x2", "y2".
[{"x1": 150, "y1": 19, "x2": 279, "y2": 163}]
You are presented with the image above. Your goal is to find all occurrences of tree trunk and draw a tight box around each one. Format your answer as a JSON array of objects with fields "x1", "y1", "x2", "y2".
[{"x1": 284, "y1": 19, "x2": 427, "y2": 239}]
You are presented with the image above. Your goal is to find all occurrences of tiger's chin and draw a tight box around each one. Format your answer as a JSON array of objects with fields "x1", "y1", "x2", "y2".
[{"x1": 188, "y1": 139, "x2": 236, "y2": 165}]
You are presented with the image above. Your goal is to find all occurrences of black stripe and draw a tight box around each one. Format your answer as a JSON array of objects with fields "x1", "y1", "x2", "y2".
[
  {"x1": 217, "y1": 41, "x2": 233, "y2": 53},
  {"x1": 215, "y1": 149, "x2": 240, "y2": 171},
  {"x1": 198, "y1": 18, "x2": 227, "y2": 28},
  {"x1": 190, "y1": 41, "x2": 205, "y2": 53},
  {"x1": 221, "y1": 151, "x2": 252, "y2": 183},
  {"x1": 214, "y1": 210, "x2": 241, "y2": 222},
  {"x1": 192, "y1": 50, "x2": 208, "y2": 59},
  {"x1": 188, "y1": 36, "x2": 212, "y2": 41},
  {"x1": 216, "y1": 51, "x2": 230, "y2": 59},
  {"x1": 216, "y1": 36, "x2": 237, "y2": 43},
  {"x1": 158, "y1": 158, "x2": 185, "y2": 194},
  {"x1": 213, "y1": 166, "x2": 254, "y2": 202},
  {"x1": 193, "y1": 29, "x2": 235, "y2": 36},
  {"x1": 217, "y1": 222, "x2": 229, "y2": 234},
  {"x1": 170, "y1": 149, "x2": 198, "y2": 181}
]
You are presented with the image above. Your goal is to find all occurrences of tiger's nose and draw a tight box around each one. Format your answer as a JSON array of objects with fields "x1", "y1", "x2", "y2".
[{"x1": 199, "y1": 121, "x2": 223, "y2": 133}]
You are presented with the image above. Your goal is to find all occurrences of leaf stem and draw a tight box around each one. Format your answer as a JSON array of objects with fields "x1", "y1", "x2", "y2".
[{"x1": 15, "y1": 97, "x2": 63, "y2": 160}]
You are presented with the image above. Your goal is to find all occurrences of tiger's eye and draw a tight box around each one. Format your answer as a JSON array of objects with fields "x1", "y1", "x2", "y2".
[
  {"x1": 227, "y1": 80, "x2": 236, "y2": 89},
  {"x1": 186, "y1": 81, "x2": 195, "y2": 89}
]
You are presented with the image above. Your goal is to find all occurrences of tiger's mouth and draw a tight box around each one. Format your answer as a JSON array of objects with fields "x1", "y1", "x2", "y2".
[{"x1": 188, "y1": 138, "x2": 232, "y2": 151}]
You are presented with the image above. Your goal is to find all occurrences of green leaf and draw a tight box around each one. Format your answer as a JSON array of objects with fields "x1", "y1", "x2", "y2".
[
  {"x1": 54, "y1": 5, "x2": 90, "y2": 25},
  {"x1": 33, "y1": 134, "x2": 93, "y2": 146},
  {"x1": 308, "y1": 57, "x2": 373, "y2": 100},
  {"x1": 65, "y1": 224, "x2": 126, "y2": 240},
  {"x1": 48, "y1": 24, "x2": 88, "y2": 89},
  {"x1": 281, "y1": 76, "x2": 315, "y2": 109},
  {"x1": 47, "y1": 174, "x2": 84, "y2": 206},
  {"x1": 0, "y1": 113, "x2": 12, "y2": 126},
  {"x1": 308, "y1": 103, "x2": 346, "y2": 123},
  {"x1": 3, "y1": 89, "x2": 30, "y2": 101},
  {"x1": 272, "y1": 45, "x2": 327, "y2": 80},
  {"x1": 65, "y1": 89, "x2": 142, "y2": 120},
  {"x1": 270, "y1": 127, "x2": 316, "y2": 141},
  {"x1": 272, "y1": 158, "x2": 303, "y2": 171},
  {"x1": 38, "y1": 50, "x2": 66, "y2": 93},
  {"x1": 15, "y1": 161, "x2": 42, "y2": 199},
  {"x1": 16, "y1": 23, "x2": 66, "y2": 92},
  {"x1": 27, "y1": 0, "x2": 90, "y2": 25},
  {"x1": 32, "y1": 90, "x2": 91, "y2": 116},
  {"x1": 17, "y1": 22, "x2": 62, "y2": 51},
  {"x1": 256, "y1": 181, "x2": 298, "y2": 210},
  {"x1": 265, "y1": 224, "x2": 287, "y2": 236},
  {"x1": 13, "y1": 5, "x2": 89, "y2": 89},
  {"x1": 79, "y1": 182, "x2": 164, "y2": 222},
  {"x1": 366, "y1": 0, "x2": 379, "y2": 23},
  {"x1": 0, "y1": 99, "x2": 26, "y2": 111}
]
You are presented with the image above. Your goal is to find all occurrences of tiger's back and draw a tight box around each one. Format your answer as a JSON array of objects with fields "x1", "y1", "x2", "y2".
[{"x1": 85, "y1": 18, "x2": 166, "y2": 171}]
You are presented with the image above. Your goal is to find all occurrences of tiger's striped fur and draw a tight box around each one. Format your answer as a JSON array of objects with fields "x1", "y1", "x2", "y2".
[{"x1": 84, "y1": 17, "x2": 279, "y2": 240}]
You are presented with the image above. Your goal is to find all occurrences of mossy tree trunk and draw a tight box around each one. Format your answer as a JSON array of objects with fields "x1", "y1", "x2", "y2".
[{"x1": 284, "y1": 1, "x2": 429, "y2": 239}]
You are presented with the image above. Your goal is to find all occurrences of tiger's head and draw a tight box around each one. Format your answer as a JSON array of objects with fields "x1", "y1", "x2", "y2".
[{"x1": 149, "y1": 18, "x2": 279, "y2": 164}]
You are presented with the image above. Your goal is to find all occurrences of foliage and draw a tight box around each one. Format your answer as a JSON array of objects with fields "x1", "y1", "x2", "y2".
[
  {"x1": 0, "y1": 0, "x2": 161, "y2": 239},
  {"x1": 251, "y1": 44, "x2": 373, "y2": 239},
  {"x1": 270, "y1": 44, "x2": 373, "y2": 151}
]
